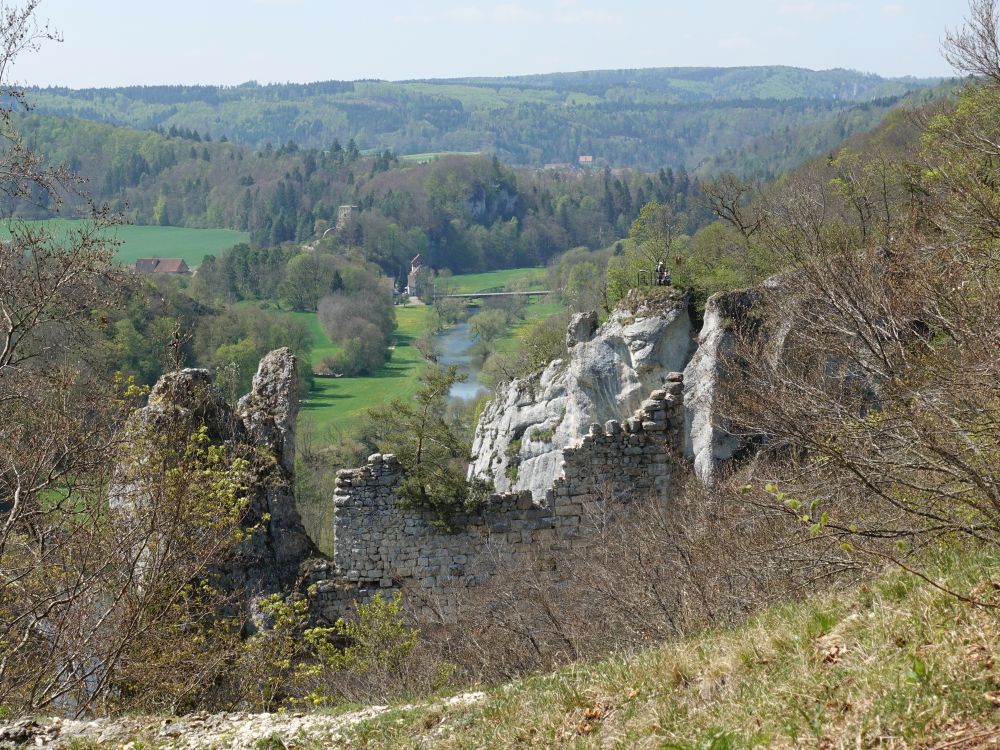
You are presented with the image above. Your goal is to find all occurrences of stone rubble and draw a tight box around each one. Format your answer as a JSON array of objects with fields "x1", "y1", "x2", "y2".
[{"x1": 0, "y1": 692, "x2": 486, "y2": 748}]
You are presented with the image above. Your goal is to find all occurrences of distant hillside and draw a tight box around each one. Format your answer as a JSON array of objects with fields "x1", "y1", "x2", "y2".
[
  {"x1": 26, "y1": 66, "x2": 945, "y2": 173},
  {"x1": 10, "y1": 112, "x2": 711, "y2": 276}
]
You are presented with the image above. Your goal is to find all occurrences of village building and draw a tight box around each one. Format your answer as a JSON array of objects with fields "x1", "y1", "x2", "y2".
[
  {"x1": 405, "y1": 254, "x2": 424, "y2": 296},
  {"x1": 134, "y1": 258, "x2": 190, "y2": 274}
]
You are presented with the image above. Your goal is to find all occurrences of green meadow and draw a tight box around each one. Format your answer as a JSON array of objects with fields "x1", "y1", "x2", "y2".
[
  {"x1": 494, "y1": 300, "x2": 564, "y2": 354},
  {"x1": 397, "y1": 151, "x2": 482, "y2": 163},
  {"x1": 299, "y1": 304, "x2": 432, "y2": 436},
  {"x1": 441, "y1": 267, "x2": 548, "y2": 293},
  {"x1": 0, "y1": 218, "x2": 248, "y2": 266}
]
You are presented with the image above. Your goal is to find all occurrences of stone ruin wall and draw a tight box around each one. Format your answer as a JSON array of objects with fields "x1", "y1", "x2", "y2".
[{"x1": 309, "y1": 373, "x2": 686, "y2": 622}]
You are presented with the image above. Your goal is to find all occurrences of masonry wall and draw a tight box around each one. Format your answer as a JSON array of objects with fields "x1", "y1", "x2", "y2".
[{"x1": 312, "y1": 374, "x2": 686, "y2": 622}]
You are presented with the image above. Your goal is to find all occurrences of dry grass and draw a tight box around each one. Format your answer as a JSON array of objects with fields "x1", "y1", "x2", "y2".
[{"x1": 319, "y1": 546, "x2": 1000, "y2": 748}]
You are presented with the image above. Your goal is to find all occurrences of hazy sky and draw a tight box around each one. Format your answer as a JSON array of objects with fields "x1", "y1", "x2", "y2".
[{"x1": 11, "y1": 0, "x2": 973, "y2": 88}]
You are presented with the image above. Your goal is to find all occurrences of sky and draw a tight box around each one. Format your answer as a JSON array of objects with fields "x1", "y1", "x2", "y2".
[{"x1": 10, "y1": 0, "x2": 974, "y2": 89}]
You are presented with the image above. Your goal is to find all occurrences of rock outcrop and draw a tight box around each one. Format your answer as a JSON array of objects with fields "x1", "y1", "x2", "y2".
[
  {"x1": 468, "y1": 288, "x2": 693, "y2": 499},
  {"x1": 682, "y1": 290, "x2": 757, "y2": 485},
  {"x1": 237, "y1": 349, "x2": 298, "y2": 475},
  {"x1": 682, "y1": 278, "x2": 802, "y2": 485},
  {"x1": 114, "y1": 348, "x2": 313, "y2": 628}
]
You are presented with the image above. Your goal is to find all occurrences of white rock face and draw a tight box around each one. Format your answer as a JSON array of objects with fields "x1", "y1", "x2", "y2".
[
  {"x1": 469, "y1": 292, "x2": 693, "y2": 499},
  {"x1": 683, "y1": 285, "x2": 789, "y2": 485},
  {"x1": 682, "y1": 294, "x2": 743, "y2": 485}
]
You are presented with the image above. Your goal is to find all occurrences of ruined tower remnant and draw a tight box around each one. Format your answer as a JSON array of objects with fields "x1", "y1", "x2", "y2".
[{"x1": 335, "y1": 204, "x2": 359, "y2": 230}]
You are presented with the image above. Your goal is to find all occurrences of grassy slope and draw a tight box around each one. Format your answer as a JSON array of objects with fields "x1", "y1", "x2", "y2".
[
  {"x1": 288, "y1": 310, "x2": 342, "y2": 365},
  {"x1": 0, "y1": 218, "x2": 248, "y2": 265},
  {"x1": 331, "y1": 548, "x2": 1000, "y2": 748},
  {"x1": 397, "y1": 151, "x2": 482, "y2": 163}
]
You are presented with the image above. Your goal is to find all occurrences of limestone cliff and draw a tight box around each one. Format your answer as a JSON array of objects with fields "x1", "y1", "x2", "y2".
[
  {"x1": 682, "y1": 278, "x2": 799, "y2": 485},
  {"x1": 682, "y1": 290, "x2": 756, "y2": 485},
  {"x1": 468, "y1": 288, "x2": 693, "y2": 499}
]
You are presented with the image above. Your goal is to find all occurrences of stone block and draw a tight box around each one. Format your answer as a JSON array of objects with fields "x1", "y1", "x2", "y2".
[{"x1": 532, "y1": 528, "x2": 556, "y2": 542}]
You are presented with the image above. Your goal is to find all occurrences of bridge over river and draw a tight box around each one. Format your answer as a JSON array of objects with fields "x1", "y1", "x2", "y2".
[{"x1": 432, "y1": 290, "x2": 552, "y2": 300}]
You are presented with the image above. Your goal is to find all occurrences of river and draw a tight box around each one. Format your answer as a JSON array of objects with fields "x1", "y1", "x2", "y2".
[{"x1": 433, "y1": 320, "x2": 490, "y2": 401}]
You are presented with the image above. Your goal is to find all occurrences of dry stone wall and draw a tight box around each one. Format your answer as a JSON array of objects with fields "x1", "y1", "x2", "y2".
[{"x1": 315, "y1": 373, "x2": 686, "y2": 621}]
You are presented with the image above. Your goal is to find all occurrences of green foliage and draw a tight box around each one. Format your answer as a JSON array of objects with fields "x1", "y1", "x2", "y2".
[
  {"x1": 365, "y1": 366, "x2": 490, "y2": 526},
  {"x1": 233, "y1": 594, "x2": 310, "y2": 711},
  {"x1": 236, "y1": 591, "x2": 419, "y2": 710},
  {"x1": 192, "y1": 303, "x2": 313, "y2": 394},
  {"x1": 480, "y1": 310, "x2": 569, "y2": 387},
  {"x1": 606, "y1": 201, "x2": 687, "y2": 308},
  {"x1": 7, "y1": 113, "x2": 713, "y2": 279},
  {"x1": 316, "y1": 268, "x2": 396, "y2": 376},
  {"x1": 504, "y1": 437, "x2": 523, "y2": 482},
  {"x1": 528, "y1": 425, "x2": 556, "y2": 443},
  {"x1": 467, "y1": 308, "x2": 508, "y2": 348},
  {"x1": 298, "y1": 592, "x2": 418, "y2": 706},
  {"x1": 279, "y1": 253, "x2": 342, "y2": 312}
]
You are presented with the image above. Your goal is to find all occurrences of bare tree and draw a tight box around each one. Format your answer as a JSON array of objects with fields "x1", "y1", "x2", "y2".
[
  {"x1": 944, "y1": 0, "x2": 1000, "y2": 83},
  {"x1": 0, "y1": 3, "x2": 258, "y2": 717},
  {"x1": 700, "y1": 173, "x2": 761, "y2": 242},
  {"x1": 715, "y1": 31, "x2": 1000, "y2": 576}
]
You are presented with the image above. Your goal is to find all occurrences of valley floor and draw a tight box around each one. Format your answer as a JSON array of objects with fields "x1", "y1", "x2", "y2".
[{"x1": 12, "y1": 547, "x2": 999, "y2": 749}]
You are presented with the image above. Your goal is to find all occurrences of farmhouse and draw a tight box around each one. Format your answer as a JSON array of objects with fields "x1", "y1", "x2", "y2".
[{"x1": 134, "y1": 258, "x2": 190, "y2": 274}]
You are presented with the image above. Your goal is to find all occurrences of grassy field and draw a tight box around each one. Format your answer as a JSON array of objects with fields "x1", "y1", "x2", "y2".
[
  {"x1": 288, "y1": 310, "x2": 342, "y2": 365},
  {"x1": 398, "y1": 151, "x2": 482, "y2": 163},
  {"x1": 442, "y1": 267, "x2": 549, "y2": 293},
  {"x1": 311, "y1": 546, "x2": 1000, "y2": 748},
  {"x1": 299, "y1": 304, "x2": 431, "y2": 436},
  {"x1": 0, "y1": 218, "x2": 248, "y2": 266},
  {"x1": 493, "y1": 299, "x2": 565, "y2": 355}
]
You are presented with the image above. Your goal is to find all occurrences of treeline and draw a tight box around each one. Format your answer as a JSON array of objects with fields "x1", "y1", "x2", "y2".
[
  {"x1": 93, "y1": 271, "x2": 314, "y2": 396},
  {"x1": 24, "y1": 66, "x2": 944, "y2": 173}
]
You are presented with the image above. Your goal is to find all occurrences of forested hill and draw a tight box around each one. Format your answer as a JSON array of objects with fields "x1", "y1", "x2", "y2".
[
  {"x1": 9, "y1": 111, "x2": 712, "y2": 276},
  {"x1": 26, "y1": 66, "x2": 945, "y2": 174}
]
